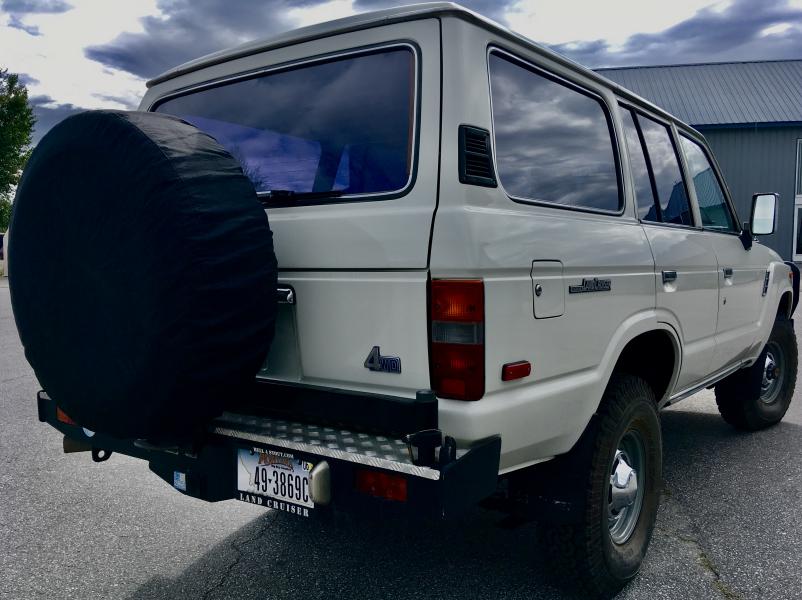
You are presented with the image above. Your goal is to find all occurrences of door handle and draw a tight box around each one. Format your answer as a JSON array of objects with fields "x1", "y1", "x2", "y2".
[
  {"x1": 662, "y1": 270, "x2": 678, "y2": 284},
  {"x1": 723, "y1": 267, "x2": 734, "y2": 279},
  {"x1": 276, "y1": 286, "x2": 295, "y2": 304}
]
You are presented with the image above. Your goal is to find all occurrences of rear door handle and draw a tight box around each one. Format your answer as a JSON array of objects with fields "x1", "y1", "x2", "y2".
[
  {"x1": 662, "y1": 270, "x2": 678, "y2": 284},
  {"x1": 723, "y1": 267, "x2": 734, "y2": 279},
  {"x1": 276, "y1": 286, "x2": 295, "y2": 304}
]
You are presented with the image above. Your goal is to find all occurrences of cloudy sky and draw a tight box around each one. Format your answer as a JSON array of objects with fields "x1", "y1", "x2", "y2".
[{"x1": 2, "y1": 0, "x2": 801, "y2": 143}]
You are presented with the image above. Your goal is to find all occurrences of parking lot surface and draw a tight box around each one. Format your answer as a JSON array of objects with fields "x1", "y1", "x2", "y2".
[{"x1": 1, "y1": 279, "x2": 801, "y2": 600}]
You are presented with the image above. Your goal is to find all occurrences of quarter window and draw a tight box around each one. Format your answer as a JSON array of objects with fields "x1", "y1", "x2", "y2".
[
  {"x1": 489, "y1": 52, "x2": 621, "y2": 212},
  {"x1": 636, "y1": 115, "x2": 693, "y2": 227},
  {"x1": 679, "y1": 136, "x2": 738, "y2": 233}
]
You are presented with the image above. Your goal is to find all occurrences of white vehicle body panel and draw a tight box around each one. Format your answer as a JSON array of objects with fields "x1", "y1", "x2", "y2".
[{"x1": 141, "y1": 5, "x2": 795, "y2": 475}]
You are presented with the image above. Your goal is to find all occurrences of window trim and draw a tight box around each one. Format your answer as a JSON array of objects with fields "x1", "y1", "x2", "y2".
[
  {"x1": 618, "y1": 100, "x2": 698, "y2": 231},
  {"x1": 149, "y1": 41, "x2": 422, "y2": 209},
  {"x1": 486, "y1": 46, "x2": 625, "y2": 217},
  {"x1": 677, "y1": 132, "x2": 742, "y2": 237}
]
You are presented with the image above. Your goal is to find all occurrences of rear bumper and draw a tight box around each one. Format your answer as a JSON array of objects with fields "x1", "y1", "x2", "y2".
[{"x1": 37, "y1": 390, "x2": 501, "y2": 519}]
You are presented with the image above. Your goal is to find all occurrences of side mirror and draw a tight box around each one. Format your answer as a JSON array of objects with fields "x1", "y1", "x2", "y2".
[{"x1": 751, "y1": 192, "x2": 778, "y2": 235}]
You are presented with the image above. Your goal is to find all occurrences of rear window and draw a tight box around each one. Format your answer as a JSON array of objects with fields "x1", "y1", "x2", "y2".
[
  {"x1": 488, "y1": 51, "x2": 621, "y2": 212},
  {"x1": 154, "y1": 47, "x2": 416, "y2": 202}
]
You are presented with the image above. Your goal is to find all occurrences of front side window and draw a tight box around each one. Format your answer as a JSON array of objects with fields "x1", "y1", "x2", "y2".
[
  {"x1": 637, "y1": 115, "x2": 693, "y2": 227},
  {"x1": 679, "y1": 136, "x2": 738, "y2": 233},
  {"x1": 489, "y1": 52, "x2": 621, "y2": 212},
  {"x1": 155, "y1": 47, "x2": 416, "y2": 201}
]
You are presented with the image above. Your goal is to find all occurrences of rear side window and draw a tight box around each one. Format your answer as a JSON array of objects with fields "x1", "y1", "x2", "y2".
[
  {"x1": 488, "y1": 52, "x2": 621, "y2": 212},
  {"x1": 679, "y1": 136, "x2": 738, "y2": 233},
  {"x1": 154, "y1": 47, "x2": 416, "y2": 202},
  {"x1": 636, "y1": 115, "x2": 693, "y2": 227}
]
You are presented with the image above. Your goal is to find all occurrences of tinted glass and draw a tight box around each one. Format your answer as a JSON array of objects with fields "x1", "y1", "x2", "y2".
[
  {"x1": 489, "y1": 53, "x2": 620, "y2": 211},
  {"x1": 637, "y1": 116, "x2": 693, "y2": 226},
  {"x1": 680, "y1": 136, "x2": 737, "y2": 232},
  {"x1": 155, "y1": 49, "x2": 415, "y2": 199},
  {"x1": 619, "y1": 108, "x2": 658, "y2": 220}
]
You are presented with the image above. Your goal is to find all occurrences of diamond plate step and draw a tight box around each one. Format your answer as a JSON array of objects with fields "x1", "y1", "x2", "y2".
[{"x1": 211, "y1": 412, "x2": 442, "y2": 480}]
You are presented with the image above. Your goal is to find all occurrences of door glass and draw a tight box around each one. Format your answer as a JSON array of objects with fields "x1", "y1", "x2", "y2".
[
  {"x1": 619, "y1": 107, "x2": 658, "y2": 220},
  {"x1": 637, "y1": 115, "x2": 693, "y2": 227},
  {"x1": 679, "y1": 136, "x2": 738, "y2": 233}
]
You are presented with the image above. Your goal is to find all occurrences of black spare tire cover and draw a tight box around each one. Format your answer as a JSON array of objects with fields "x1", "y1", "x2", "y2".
[{"x1": 9, "y1": 110, "x2": 278, "y2": 440}]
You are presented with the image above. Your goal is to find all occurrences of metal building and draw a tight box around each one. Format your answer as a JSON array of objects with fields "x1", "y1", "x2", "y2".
[{"x1": 598, "y1": 60, "x2": 802, "y2": 261}]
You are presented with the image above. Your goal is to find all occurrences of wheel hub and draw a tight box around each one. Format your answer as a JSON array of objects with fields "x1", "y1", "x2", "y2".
[
  {"x1": 610, "y1": 451, "x2": 638, "y2": 513},
  {"x1": 608, "y1": 432, "x2": 646, "y2": 545},
  {"x1": 760, "y1": 344, "x2": 784, "y2": 405}
]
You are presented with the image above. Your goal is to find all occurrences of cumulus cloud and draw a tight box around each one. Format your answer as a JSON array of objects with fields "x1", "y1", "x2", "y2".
[
  {"x1": 85, "y1": 0, "x2": 328, "y2": 80},
  {"x1": 1, "y1": 0, "x2": 71, "y2": 13},
  {"x1": 550, "y1": 0, "x2": 802, "y2": 67}
]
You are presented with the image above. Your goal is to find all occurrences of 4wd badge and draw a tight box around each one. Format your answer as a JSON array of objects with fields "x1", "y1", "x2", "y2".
[{"x1": 364, "y1": 346, "x2": 402, "y2": 374}]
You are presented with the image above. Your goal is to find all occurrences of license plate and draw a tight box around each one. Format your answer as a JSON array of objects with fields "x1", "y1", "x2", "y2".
[{"x1": 236, "y1": 447, "x2": 314, "y2": 513}]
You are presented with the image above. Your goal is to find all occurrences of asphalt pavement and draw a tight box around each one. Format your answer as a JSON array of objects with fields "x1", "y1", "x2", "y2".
[{"x1": 1, "y1": 278, "x2": 801, "y2": 600}]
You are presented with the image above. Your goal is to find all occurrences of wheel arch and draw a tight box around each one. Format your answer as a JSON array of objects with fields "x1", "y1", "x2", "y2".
[{"x1": 608, "y1": 328, "x2": 680, "y2": 406}]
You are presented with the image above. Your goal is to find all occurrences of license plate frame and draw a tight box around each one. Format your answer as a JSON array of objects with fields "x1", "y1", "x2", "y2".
[{"x1": 236, "y1": 446, "x2": 314, "y2": 516}]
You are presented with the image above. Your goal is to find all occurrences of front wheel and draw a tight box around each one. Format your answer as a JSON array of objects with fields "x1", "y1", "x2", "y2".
[
  {"x1": 715, "y1": 318, "x2": 797, "y2": 431},
  {"x1": 540, "y1": 375, "x2": 662, "y2": 598}
]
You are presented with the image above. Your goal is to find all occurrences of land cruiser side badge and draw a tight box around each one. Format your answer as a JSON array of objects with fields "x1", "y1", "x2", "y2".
[
  {"x1": 569, "y1": 278, "x2": 612, "y2": 294},
  {"x1": 364, "y1": 346, "x2": 402, "y2": 374}
]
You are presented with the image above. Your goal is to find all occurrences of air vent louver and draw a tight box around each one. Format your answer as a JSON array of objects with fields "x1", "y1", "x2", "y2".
[{"x1": 458, "y1": 125, "x2": 497, "y2": 187}]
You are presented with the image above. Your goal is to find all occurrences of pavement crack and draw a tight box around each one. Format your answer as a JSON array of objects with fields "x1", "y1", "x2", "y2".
[
  {"x1": 660, "y1": 488, "x2": 744, "y2": 600},
  {"x1": 201, "y1": 512, "x2": 278, "y2": 600}
]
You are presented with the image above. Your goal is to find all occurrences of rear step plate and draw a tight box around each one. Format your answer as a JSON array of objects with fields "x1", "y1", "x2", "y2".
[{"x1": 212, "y1": 412, "x2": 443, "y2": 480}]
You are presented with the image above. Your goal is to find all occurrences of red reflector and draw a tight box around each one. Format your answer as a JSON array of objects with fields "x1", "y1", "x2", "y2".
[
  {"x1": 355, "y1": 469, "x2": 408, "y2": 502},
  {"x1": 431, "y1": 279, "x2": 484, "y2": 322},
  {"x1": 501, "y1": 360, "x2": 531, "y2": 381},
  {"x1": 56, "y1": 407, "x2": 76, "y2": 425}
]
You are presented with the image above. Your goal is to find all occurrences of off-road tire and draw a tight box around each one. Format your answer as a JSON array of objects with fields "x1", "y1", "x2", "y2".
[
  {"x1": 540, "y1": 375, "x2": 662, "y2": 599},
  {"x1": 715, "y1": 318, "x2": 797, "y2": 431}
]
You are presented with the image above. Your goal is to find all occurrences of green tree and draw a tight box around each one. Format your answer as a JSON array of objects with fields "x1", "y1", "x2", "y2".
[{"x1": 0, "y1": 69, "x2": 35, "y2": 231}]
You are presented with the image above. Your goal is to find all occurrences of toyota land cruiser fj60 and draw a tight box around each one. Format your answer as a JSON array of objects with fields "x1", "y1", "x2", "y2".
[{"x1": 9, "y1": 3, "x2": 798, "y2": 597}]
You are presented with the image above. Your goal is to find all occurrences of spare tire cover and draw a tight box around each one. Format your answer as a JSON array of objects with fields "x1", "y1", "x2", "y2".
[{"x1": 9, "y1": 110, "x2": 277, "y2": 440}]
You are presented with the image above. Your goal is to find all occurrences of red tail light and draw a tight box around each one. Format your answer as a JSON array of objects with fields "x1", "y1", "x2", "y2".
[
  {"x1": 429, "y1": 279, "x2": 484, "y2": 401},
  {"x1": 355, "y1": 469, "x2": 408, "y2": 502}
]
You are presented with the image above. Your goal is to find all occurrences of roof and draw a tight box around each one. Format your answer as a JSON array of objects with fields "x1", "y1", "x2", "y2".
[
  {"x1": 598, "y1": 60, "x2": 802, "y2": 127},
  {"x1": 147, "y1": 3, "x2": 475, "y2": 87},
  {"x1": 144, "y1": 1, "x2": 680, "y2": 128}
]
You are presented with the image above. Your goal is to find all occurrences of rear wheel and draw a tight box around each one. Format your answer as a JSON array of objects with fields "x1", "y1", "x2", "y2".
[
  {"x1": 715, "y1": 318, "x2": 797, "y2": 430},
  {"x1": 539, "y1": 375, "x2": 662, "y2": 598}
]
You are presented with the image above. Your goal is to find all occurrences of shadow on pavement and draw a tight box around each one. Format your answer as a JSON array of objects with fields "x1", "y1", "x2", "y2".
[{"x1": 127, "y1": 405, "x2": 802, "y2": 600}]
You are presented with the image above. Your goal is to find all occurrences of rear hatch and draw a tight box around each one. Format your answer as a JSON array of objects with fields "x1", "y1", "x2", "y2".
[{"x1": 148, "y1": 20, "x2": 441, "y2": 397}]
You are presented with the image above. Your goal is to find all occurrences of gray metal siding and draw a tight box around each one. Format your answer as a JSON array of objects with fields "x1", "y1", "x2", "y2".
[
  {"x1": 598, "y1": 61, "x2": 802, "y2": 127},
  {"x1": 700, "y1": 126, "x2": 802, "y2": 259}
]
